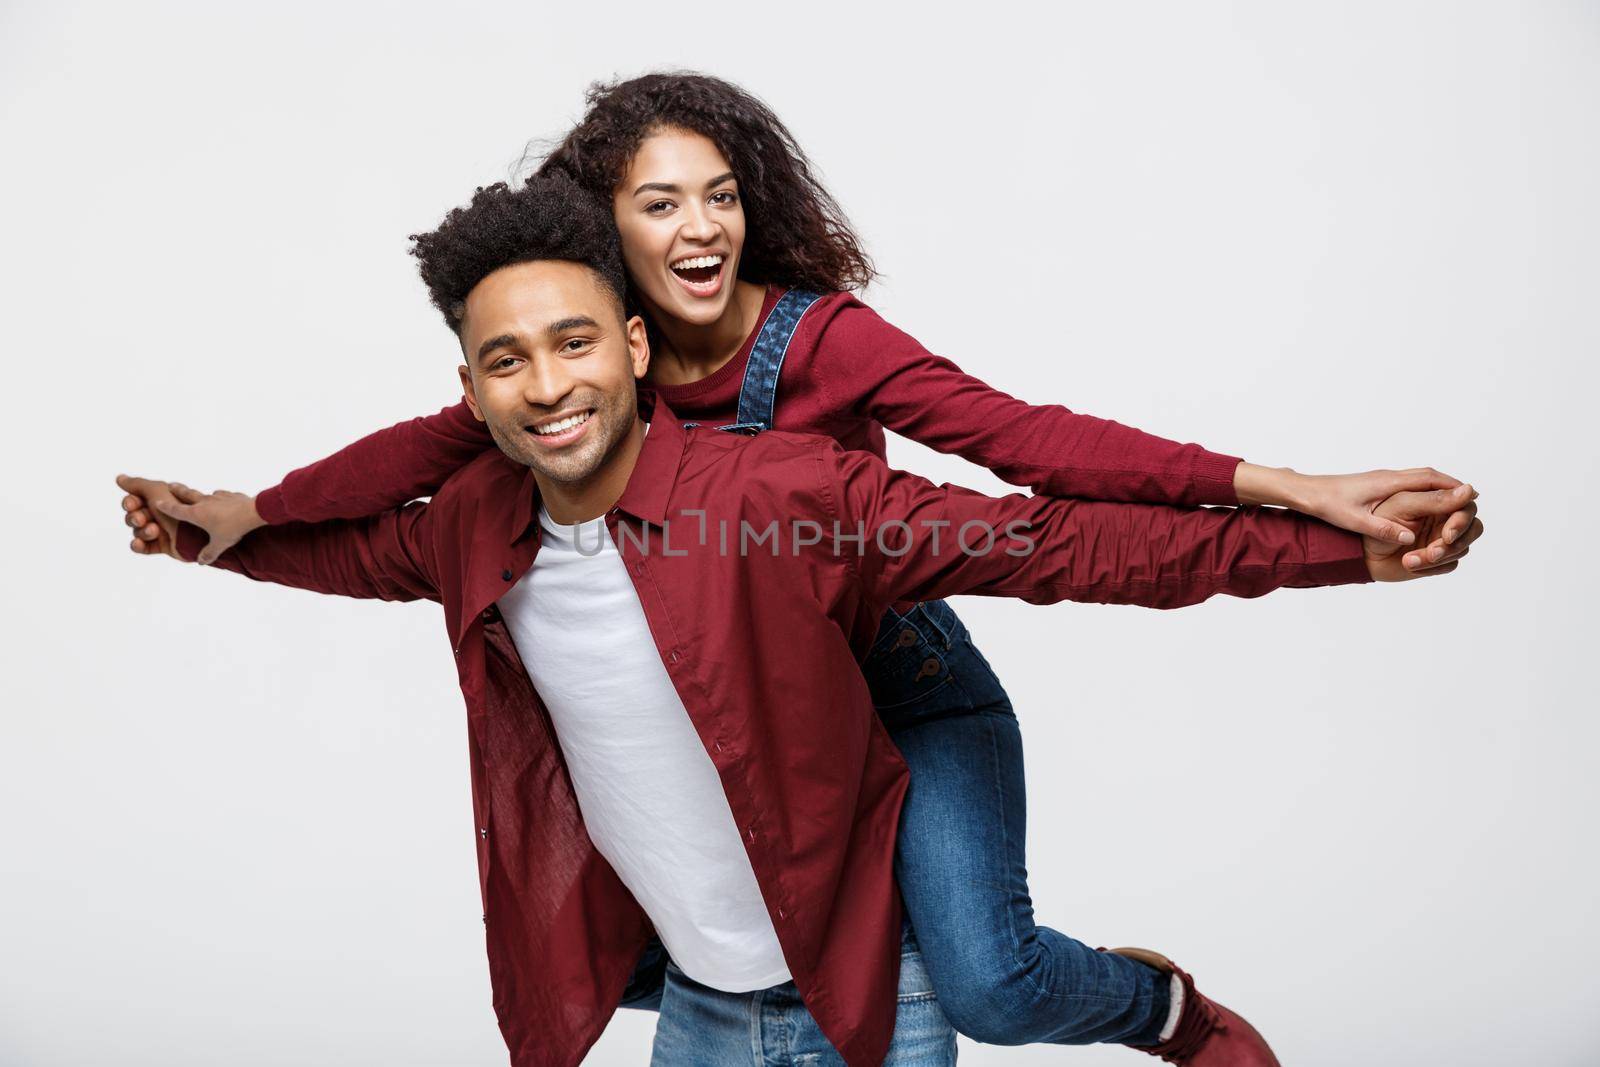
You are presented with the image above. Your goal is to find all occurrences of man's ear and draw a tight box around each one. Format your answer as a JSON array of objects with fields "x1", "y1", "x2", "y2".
[
  {"x1": 458, "y1": 364, "x2": 487, "y2": 422},
  {"x1": 626, "y1": 315, "x2": 650, "y2": 381}
]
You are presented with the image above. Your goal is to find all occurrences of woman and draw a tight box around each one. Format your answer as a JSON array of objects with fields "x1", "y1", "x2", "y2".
[{"x1": 123, "y1": 72, "x2": 1472, "y2": 1057}]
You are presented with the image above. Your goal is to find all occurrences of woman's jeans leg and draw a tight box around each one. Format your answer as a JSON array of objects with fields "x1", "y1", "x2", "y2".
[
  {"x1": 648, "y1": 920, "x2": 956, "y2": 1065},
  {"x1": 867, "y1": 601, "x2": 1169, "y2": 1047}
]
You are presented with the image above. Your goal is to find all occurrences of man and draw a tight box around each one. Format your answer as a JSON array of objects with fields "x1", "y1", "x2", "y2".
[{"x1": 118, "y1": 175, "x2": 1479, "y2": 1067}]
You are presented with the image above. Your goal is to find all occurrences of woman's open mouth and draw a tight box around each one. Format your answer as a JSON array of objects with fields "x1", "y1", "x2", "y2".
[{"x1": 670, "y1": 253, "x2": 725, "y2": 298}]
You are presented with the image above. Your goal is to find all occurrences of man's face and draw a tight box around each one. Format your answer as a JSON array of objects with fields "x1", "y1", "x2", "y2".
[{"x1": 457, "y1": 260, "x2": 649, "y2": 485}]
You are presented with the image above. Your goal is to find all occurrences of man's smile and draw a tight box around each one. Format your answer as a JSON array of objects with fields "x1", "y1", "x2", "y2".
[{"x1": 526, "y1": 408, "x2": 595, "y2": 446}]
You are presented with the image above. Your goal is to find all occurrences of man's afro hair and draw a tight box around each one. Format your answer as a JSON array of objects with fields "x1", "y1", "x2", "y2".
[{"x1": 408, "y1": 173, "x2": 627, "y2": 332}]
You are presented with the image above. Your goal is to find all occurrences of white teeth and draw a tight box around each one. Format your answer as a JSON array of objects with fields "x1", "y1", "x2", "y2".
[
  {"x1": 671, "y1": 254, "x2": 723, "y2": 271},
  {"x1": 534, "y1": 411, "x2": 591, "y2": 436}
]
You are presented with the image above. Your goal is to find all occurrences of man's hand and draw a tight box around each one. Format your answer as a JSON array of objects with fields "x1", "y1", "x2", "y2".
[
  {"x1": 116, "y1": 475, "x2": 262, "y2": 564},
  {"x1": 1363, "y1": 483, "x2": 1484, "y2": 582}
]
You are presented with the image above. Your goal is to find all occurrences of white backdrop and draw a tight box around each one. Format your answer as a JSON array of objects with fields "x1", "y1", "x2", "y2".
[{"x1": 2, "y1": 2, "x2": 1596, "y2": 1065}]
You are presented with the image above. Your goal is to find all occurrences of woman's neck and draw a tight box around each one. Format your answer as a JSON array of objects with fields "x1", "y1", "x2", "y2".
[{"x1": 644, "y1": 279, "x2": 767, "y2": 387}]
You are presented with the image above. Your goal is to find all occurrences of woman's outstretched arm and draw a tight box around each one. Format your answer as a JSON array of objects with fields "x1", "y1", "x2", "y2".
[
  {"x1": 813, "y1": 298, "x2": 1469, "y2": 547},
  {"x1": 137, "y1": 400, "x2": 495, "y2": 562}
]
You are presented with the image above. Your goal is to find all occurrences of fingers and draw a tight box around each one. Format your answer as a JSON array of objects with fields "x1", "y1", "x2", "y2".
[
  {"x1": 1407, "y1": 559, "x2": 1461, "y2": 579},
  {"x1": 1357, "y1": 512, "x2": 1417, "y2": 545},
  {"x1": 116, "y1": 474, "x2": 170, "y2": 499},
  {"x1": 1386, "y1": 483, "x2": 1476, "y2": 522},
  {"x1": 152, "y1": 498, "x2": 198, "y2": 523},
  {"x1": 170, "y1": 483, "x2": 206, "y2": 505},
  {"x1": 1404, "y1": 517, "x2": 1483, "y2": 570},
  {"x1": 1442, "y1": 501, "x2": 1479, "y2": 545},
  {"x1": 1382, "y1": 467, "x2": 1463, "y2": 496}
]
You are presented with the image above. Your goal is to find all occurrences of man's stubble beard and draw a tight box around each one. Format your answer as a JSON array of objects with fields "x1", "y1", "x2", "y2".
[{"x1": 484, "y1": 390, "x2": 637, "y2": 485}]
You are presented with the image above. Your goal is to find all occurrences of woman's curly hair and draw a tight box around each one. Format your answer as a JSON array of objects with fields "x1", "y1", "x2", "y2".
[
  {"x1": 532, "y1": 71, "x2": 876, "y2": 294},
  {"x1": 409, "y1": 173, "x2": 627, "y2": 332}
]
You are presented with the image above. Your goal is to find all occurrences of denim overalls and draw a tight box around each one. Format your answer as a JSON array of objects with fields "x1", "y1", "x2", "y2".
[{"x1": 623, "y1": 290, "x2": 1172, "y2": 1052}]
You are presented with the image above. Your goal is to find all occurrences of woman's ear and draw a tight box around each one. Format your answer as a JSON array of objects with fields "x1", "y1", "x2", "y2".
[
  {"x1": 457, "y1": 364, "x2": 487, "y2": 422},
  {"x1": 627, "y1": 315, "x2": 651, "y2": 381}
]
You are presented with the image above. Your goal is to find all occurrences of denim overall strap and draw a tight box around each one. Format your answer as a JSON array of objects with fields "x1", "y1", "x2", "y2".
[{"x1": 713, "y1": 289, "x2": 824, "y2": 435}]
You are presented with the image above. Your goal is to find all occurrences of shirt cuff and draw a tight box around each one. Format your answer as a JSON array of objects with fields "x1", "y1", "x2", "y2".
[
  {"x1": 1192, "y1": 452, "x2": 1245, "y2": 507},
  {"x1": 1302, "y1": 523, "x2": 1374, "y2": 587},
  {"x1": 254, "y1": 484, "x2": 291, "y2": 525}
]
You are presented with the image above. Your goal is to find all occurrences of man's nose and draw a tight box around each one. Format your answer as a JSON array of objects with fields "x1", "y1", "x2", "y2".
[{"x1": 521, "y1": 357, "x2": 575, "y2": 409}]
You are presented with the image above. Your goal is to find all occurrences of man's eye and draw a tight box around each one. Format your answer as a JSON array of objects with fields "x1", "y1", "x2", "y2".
[
  {"x1": 494, "y1": 356, "x2": 519, "y2": 370},
  {"x1": 562, "y1": 338, "x2": 590, "y2": 353}
]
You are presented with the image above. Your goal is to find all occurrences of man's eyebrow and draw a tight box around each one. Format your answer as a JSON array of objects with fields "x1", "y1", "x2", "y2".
[
  {"x1": 546, "y1": 315, "x2": 600, "y2": 337},
  {"x1": 475, "y1": 333, "x2": 518, "y2": 363}
]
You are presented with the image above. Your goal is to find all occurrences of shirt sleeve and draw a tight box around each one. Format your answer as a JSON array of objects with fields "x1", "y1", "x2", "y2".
[
  {"x1": 175, "y1": 503, "x2": 441, "y2": 604},
  {"x1": 813, "y1": 301, "x2": 1244, "y2": 506},
  {"x1": 822, "y1": 441, "x2": 1369, "y2": 611},
  {"x1": 254, "y1": 400, "x2": 495, "y2": 525}
]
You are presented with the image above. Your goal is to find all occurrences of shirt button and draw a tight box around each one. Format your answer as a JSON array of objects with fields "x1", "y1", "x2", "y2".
[
  {"x1": 745, "y1": 827, "x2": 755, "y2": 843},
  {"x1": 501, "y1": 568, "x2": 514, "y2": 581},
  {"x1": 777, "y1": 907, "x2": 786, "y2": 919},
  {"x1": 714, "y1": 741, "x2": 723, "y2": 753},
  {"x1": 478, "y1": 827, "x2": 488, "y2": 839},
  {"x1": 669, "y1": 651, "x2": 680, "y2": 665}
]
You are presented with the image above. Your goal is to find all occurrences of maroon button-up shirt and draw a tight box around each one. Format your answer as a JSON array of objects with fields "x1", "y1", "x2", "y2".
[{"x1": 177, "y1": 396, "x2": 1368, "y2": 1066}]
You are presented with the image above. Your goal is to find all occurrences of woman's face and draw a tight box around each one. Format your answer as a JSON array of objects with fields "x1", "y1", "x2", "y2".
[{"x1": 612, "y1": 127, "x2": 746, "y2": 329}]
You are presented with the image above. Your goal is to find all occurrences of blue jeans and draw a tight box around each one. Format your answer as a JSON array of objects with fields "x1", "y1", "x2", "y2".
[
  {"x1": 624, "y1": 600, "x2": 1169, "y2": 1049},
  {"x1": 872, "y1": 600, "x2": 1168, "y2": 1047},
  {"x1": 648, "y1": 920, "x2": 956, "y2": 1065}
]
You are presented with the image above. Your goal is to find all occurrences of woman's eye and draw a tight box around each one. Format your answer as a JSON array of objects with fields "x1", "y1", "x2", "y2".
[
  {"x1": 645, "y1": 200, "x2": 674, "y2": 215},
  {"x1": 711, "y1": 190, "x2": 737, "y2": 205}
]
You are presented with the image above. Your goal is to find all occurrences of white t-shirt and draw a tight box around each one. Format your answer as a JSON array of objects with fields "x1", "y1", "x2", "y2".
[{"x1": 497, "y1": 503, "x2": 791, "y2": 993}]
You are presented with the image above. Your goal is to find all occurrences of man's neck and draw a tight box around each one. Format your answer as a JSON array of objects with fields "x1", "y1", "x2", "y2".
[{"x1": 535, "y1": 417, "x2": 648, "y2": 526}]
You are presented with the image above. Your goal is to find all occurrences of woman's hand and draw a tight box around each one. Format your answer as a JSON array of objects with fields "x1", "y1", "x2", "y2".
[
  {"x1": 115, "y1": 474, "x2": 264, "y2": 564},
  {"x1": 1235, "y1": 463, "x2": 1479, "y2": 569}
]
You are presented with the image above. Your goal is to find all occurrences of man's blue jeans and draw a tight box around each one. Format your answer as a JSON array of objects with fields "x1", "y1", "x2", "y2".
[{"x1": 648, "y1": 920, "x2": 957, "y2": 1065}]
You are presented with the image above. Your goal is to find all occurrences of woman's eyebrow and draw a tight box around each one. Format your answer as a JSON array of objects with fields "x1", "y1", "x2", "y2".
[{"x1": 632, "y1": 172, "x2": 737, "y2": 197}]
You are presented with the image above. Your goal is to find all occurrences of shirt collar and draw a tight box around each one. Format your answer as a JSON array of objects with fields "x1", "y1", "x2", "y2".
[{"x1": 509, "y1": 389, "x2": 685, "y2": 543}]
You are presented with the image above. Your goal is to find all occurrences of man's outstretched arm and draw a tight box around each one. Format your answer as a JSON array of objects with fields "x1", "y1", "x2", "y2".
[
  {"x1": 823, "y1": 446, "x2": 1481, "y2": 611},
  {"x1": 117, "y1": 476, "x2": 441, "y2": 604}
]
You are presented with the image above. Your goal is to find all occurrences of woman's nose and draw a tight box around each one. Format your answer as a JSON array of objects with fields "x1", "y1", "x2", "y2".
[{"x1": 679, "y1": 203, "x2": 717, "y2": 243}]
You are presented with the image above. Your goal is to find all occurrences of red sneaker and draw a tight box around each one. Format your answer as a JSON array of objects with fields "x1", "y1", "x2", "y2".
[{"x1": 1105, "y1": 947, "x2": 1281, "y2": 1066}]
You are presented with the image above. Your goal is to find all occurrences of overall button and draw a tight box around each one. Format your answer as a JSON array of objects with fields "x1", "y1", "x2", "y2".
[
  {"x1": 896, "y1": 628, "x2": 918, "y2": 649},
  {"x1": 916, "y1": 657, "x2": 941, "y2": 680}
]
